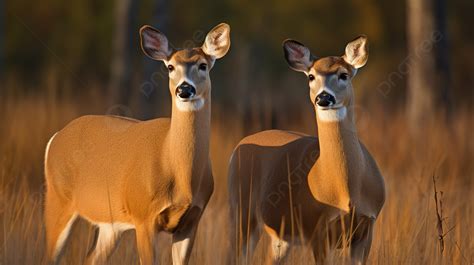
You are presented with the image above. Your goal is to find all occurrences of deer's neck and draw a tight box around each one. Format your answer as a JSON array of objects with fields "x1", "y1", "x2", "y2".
[
  {"x1": 309, "y1": 104, "x2": 365, "y2": 212},
  {"x1": 167, "y1": 95, "x2": 211, "y2": 198}
]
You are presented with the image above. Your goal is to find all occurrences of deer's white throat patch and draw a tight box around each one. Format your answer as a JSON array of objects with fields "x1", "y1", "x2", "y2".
[
  {"x1": 317, "y1": 107, "x2": 347, "y2": 122},
  {"x1": 175, "y1": 97, "x2": 205, "y2": 112}
]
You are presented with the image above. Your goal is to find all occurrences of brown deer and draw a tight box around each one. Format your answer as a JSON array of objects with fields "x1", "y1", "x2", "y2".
[
  {"x1": 44, "y1": 23, "x2": 231, "y2": 265},
  {"x1": 227, "y1": 36, "x2": 385, "y2": 265}
]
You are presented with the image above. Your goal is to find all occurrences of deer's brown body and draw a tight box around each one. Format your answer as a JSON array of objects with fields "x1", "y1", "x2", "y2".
[
  {"x1": 44, "y1": 23, "x2": 230, "y2": 265},
  {"x1": 228, "y1": 37, "x2": 385, "y2": 265},
  {"x1": 46, "y1": 110, "x2": 212, "y2": 229}
]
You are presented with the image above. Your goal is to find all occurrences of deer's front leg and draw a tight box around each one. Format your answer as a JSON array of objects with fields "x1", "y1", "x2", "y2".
[
  {"x1": 171, "y1": 206, "x2": 202, "y2": 265},
  {"x1": 350, "y1": 217, "x2": 375, "y2": 265},
  {"x1": 135, "y1": 221, "x2": 157, "y2": 265}
]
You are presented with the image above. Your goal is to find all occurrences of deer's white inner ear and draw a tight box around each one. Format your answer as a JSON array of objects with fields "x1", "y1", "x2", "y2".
[
  {"x1": 343, "y1": 36, "x2": 368, "y2": 69},
  {"x1": 202, "y1": 23, "x2": 231, "y2": 59}
]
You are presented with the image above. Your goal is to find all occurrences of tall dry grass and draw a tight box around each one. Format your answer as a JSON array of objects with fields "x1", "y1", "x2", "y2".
[{"x1": 0, "y1": 85, "x2": 473, "y2": 264}]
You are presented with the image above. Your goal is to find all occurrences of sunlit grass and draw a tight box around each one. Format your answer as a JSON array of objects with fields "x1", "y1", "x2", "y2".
[{"x1": 0, "y1": 86, "x2": 472, "y2": 264}]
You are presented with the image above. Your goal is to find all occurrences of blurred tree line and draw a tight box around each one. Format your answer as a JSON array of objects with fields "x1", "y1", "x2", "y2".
[{"x1": 0, "y1": 0, "x2": 473, "y2": 128}]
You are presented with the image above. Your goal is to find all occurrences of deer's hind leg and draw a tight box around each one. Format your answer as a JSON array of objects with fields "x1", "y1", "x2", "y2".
[
  {"x1": 44, "y1": 188, "x2": 77, "y2": 264},
  {"x1": 83, "y1": 223, "x2": 130, "y2": 265},
  {"x1": 241, "y1": 218, "x2": 262, "y2": 265},
  {"x1": 228, "y1": 204, "x2": 262, "y2": 265}
]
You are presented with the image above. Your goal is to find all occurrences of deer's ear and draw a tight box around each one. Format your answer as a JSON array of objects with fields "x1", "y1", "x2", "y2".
[
  {"x1": 202, "y1": 23, "x2": 231, "y2": 59},
  {"x1": 283, "y1": 39, "x2": 314, "y2": 73},
  {"x1": 343, "y1": 35, "x2": 368, "y2": 69},
  {"x1": 140, "y1": 25, "x2": 173, "y2": 61}
]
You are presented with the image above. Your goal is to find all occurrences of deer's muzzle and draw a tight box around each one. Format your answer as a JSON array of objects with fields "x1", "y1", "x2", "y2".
[
  {"x1": 316, "y1": 91, "x2": 336, "y2": 108},
  {"x1": 176, "y1": 82, "x2": 196, "y2": 100}
]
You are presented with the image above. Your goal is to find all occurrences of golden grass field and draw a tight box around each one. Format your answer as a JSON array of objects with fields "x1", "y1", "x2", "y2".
[{"x1": 0, "y1": 85, "x2": 473, "y2": 264}]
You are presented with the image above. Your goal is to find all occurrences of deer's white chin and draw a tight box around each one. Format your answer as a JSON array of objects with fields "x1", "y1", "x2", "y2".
[
  {"x1": 175, "y1": 97, "x2": 205, "y2": 112},
  {"x1": 317, "y1": 106, "x2": 347, "y2": 122}
]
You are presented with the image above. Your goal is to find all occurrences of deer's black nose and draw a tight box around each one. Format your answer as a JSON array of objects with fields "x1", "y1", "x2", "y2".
[
  {"x1": 176, "y1": 82, "x2": 196, "y2": 99},
  {"x1": 316, "y1": 91, "x2": 336, "y2": 107}
]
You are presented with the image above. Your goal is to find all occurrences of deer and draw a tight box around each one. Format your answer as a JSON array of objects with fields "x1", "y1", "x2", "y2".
[
  {"x1": 227, "y1": 36, "x2": 385, "y2": 265},
  {"x1": 43, "y1": 23, "x2": 231, "y2": 265}
]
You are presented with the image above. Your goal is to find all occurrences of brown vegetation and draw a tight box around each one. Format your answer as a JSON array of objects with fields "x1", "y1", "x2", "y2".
[{"x1": 0, "y1": 86, "x2": 472, "y2": 264}]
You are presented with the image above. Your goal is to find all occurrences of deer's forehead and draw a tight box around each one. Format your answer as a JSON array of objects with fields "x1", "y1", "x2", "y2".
[
  {"x1": 311, "y1": 56, "x2": 353, "y2": 76},
  {"x1": 170, "y1": 49, "x2": 209, "y2": 65}
]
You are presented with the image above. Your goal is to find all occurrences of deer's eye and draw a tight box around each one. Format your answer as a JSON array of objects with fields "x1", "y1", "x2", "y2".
[
  {"x1": 199, "y1": 63, "x2": 207, "y2": 71},
  {"x1": 167, "y1": 65, "x2": 175, "y2": 72},
  {"x1": 339, "y1": 73, "x2": 349, "y2": 81},
  {"x1": 308, "y1": 74, "x2": 315, "y2": 81}
]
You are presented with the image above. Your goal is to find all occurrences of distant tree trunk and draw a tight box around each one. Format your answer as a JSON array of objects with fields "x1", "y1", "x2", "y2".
[
  {"x1": 108, "y1": 0, "x2": 139, "y2": 107},
  {"x1": 406, "y1": 0, "x2": 450, "y2": 133},
  {"x1": 139, "y1": 0, "x2": 170, "y2": 120}
]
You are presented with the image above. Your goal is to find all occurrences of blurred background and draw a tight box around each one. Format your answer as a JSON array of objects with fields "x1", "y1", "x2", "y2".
[
  {"x1": 2, "y1": 0, "x2": 473, "y2": 119},
  {"x1": 0, "y1": 0, "x2": 473, "y2": 264}
]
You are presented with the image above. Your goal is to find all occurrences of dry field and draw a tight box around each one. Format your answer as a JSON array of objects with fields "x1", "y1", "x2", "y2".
[{"x1": 0, "y1": 85, "x2": 473, "y2": 264}]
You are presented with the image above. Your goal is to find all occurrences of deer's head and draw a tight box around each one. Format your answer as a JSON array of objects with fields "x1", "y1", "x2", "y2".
[
  {"x1": 140, "y1": 23, "x2": 231, "y2": 112},
  {"x1": 283, "y1": 36, "x2": 368, "y2": 122}
]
